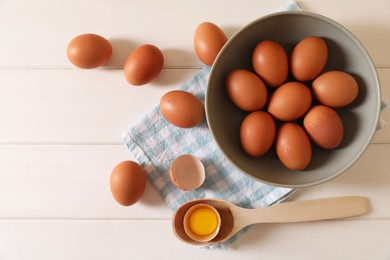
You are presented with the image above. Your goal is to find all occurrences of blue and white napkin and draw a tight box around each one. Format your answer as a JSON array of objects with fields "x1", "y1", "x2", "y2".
[{"x1": 121, "y1": 66, "x2": 294, "y2": 249}]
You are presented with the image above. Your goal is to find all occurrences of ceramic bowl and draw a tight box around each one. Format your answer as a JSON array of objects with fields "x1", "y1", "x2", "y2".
[{"x1": 206, "y1": 11, "x2": 381, "y2": 188}]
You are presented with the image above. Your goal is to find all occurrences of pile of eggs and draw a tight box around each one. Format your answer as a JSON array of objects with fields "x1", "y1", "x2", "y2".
[{"x1": 226, "y1": 36, "x2": 359, "y2": 171}]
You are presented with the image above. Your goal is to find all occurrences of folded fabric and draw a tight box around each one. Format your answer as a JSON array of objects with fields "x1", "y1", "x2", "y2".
[{"x1": 122, "y1": 66, "x2": 294, "y2": 249}]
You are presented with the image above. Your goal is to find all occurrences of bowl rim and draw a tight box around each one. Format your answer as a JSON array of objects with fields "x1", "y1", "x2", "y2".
[{"x1": 205, "y1": 11, "x2": 382, "y2": 188}]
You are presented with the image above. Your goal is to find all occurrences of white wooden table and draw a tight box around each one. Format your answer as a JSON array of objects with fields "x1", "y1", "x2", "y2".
[{"x1": 1, "y1": 0, "x2": 389, "y2": 259}]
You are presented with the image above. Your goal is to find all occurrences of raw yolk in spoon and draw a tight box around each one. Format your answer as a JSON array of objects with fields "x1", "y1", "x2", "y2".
[{"x1": 189, "y1": 207, "x2": 219, "y2": 236}]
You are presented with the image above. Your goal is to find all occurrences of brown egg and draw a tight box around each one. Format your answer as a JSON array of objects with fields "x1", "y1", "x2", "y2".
[
  {"x1": 276, "y1": 123, "x2": 312, "y2": 171},
  {"x1": 160, "y1": 90, "x2": 205, "y2": 128},
  {"x1": 312, "y1": 70, "x2": 359, "y2": 107},
  {"x1": 290, "y1": 36, "x2": 328, "y2": 82},
  {"x1": 226, "y1": 69, "x2": 268, "y2": 111},
  {"x1": 67, "y1": 33, "x2": 112, "y2": 69},
  {"x1": 252, "y1": 40, "x2": 288, "y2": 87},
  {"x1": 194, "y1": 22, "x2": 228, "y2": 66},
  {"x1": 268, "y1": 82, "x2": 312, "y2": 121},
  {"x1": 240, "y1": 111, "x2": 276, "y2": 157},
  {"x1": 124, "y1": 44, "x2": 164, "y2": 86},
  {"x1": 110, "y1": 161, "x2": 146, "y2": 206},
  {"x1": 303, "y1": 105, "x2": 344, "y2": 149}
]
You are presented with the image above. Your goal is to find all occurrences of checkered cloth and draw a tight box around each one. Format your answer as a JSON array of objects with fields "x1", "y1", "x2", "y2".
[{"x1": 121, "y1": 65, "x2": 294, "y2": 249}]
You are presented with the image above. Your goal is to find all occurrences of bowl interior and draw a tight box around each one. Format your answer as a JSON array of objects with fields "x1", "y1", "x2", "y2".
[{"x1": 206, "y1": 11, "x2": 381, "y2": 188}]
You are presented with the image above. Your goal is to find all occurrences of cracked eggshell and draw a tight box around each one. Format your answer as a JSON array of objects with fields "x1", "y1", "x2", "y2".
[{"x1": 169, "y1": 155, "x2": 205, "y2": 191}]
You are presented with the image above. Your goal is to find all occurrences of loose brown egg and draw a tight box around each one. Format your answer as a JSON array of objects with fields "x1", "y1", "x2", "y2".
[
  {"x1": 268, "y1": 82, "x2": 312, "y2": 121},
  {"x1": 124, "y1": 44, "x2": 164, "y2": 86},
  {"x1": 303, "y1": 105, "x2": 344, "y2": 149},
  {"x1": 194, "y1": 22, "x2": 228, "y2": 66},
  {"x1": 252, "y1": 40, "x2": 288, "y2": 87},
  {"x1": 276, "y1": 123, "x2": 312, "y2": 171},
  {"x1": 312, "y1": 70, "x2": 359, "y2": 107},
  {"x1": 291, "y1": 36, "x2": 328, "y2": 81},
  {"x1": 110, "y1": 161, "x2": 146, "y2": 206},
  {"x1": 240, "y1": 111, "x2": 276, "y2": 157},
  {"x1": 67, "y1": 33, "x2": 112, "y2": 69},
  {"x1": 160, "y1": 90, "x2": 205, "y2": 128},
  {"x1": 226, "y1": 69, "x2": 268, "y2": 111}
]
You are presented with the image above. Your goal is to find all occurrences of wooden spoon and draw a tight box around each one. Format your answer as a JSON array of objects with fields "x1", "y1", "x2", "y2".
[{"x1": 172, "y1": 196, "x2": 370, "y2": 246}]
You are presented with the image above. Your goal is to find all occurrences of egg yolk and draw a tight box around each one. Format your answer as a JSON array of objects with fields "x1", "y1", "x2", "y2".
[{"x1": 189, "y1": 207, "x2": 218, "y2": 236}]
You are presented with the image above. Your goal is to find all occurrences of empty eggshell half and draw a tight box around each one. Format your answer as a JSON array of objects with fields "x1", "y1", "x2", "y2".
[{"x1": 169, "y1": 154, "x2": 205, "y2": 191}]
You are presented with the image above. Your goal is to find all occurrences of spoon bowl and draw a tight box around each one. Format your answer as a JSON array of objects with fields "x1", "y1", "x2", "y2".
[
  {"x1": 183, "y1": 203, "x2": 221, "y2": 242},
  {"x1": 172, "y1": 196, "x2": 370, "y2": 246}
]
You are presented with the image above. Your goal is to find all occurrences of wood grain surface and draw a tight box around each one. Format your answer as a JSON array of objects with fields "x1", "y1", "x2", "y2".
[{"x1": 0, "y1": 0, "x2": 389, "y2": 259}]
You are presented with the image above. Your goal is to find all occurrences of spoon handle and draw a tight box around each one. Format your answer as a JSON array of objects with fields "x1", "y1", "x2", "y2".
[{"x1": 239, "y1": 196, "x2": 369, "y2": 226}]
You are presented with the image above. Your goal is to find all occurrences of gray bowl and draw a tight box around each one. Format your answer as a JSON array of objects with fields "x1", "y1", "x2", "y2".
[{"x1": 206, "y1": 11, "x2": 381, "y2": 188}]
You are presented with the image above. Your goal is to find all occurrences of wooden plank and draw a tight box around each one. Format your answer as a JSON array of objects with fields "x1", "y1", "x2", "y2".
[
  {"x1": 233, "y1": 220, "x2": 390, "y2": 259},
  {"x1": 0, "y1": 220, "x2": 389, "y2": 259},
  {"x1": 0, "y1": 68, "x2": 388, "y2": 144},
  {"x1": 0, "y1": 0, "x2": 287, "y2": 68},
  {"x1": 0, "y1": 69, "x2": 197, "y2": 144},
  {"x1": 0, "y1": 0, "x2": 389, "y2": 68},
  {"x1": 0, "y1": 143, "x2": 389, "y2": 219},
  {"x1": 0, "y1": 145, "x2": 171, "y2": 219}
]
